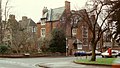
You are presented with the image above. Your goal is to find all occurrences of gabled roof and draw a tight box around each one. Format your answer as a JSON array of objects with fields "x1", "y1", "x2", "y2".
[
  {"x1": 41, "y1": 7, "x2": 65, "y2": 21},
  {"x1": 28, "y1": 19, "x2": 36, "y2": 26},
  {"x1": 19, "y1": 18, "x2": 36, "y2": 29}
]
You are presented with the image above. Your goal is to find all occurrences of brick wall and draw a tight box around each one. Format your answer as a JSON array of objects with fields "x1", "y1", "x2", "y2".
[
  {"x1": 45, "y1": 22, "x2": 51, "y2": 36},
  {"x1": 37, "y1": 21, "x2": 62, "y2": 38},
  {"x1": 37, "y1": 23, "x2": 41, "y2": 38}
]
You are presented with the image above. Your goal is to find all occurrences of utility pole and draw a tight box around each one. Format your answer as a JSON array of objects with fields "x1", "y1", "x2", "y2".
[{"x1": 0, "y1": 0, "x2": 2, "y2": 44}]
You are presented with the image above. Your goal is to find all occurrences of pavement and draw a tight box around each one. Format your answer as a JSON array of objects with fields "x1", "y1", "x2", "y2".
[
  {"x1": 112, "y1": 58, "x2": 120, "y2": 68},
  {"x1": 36, "y1": 56, "x2": 112, "y2": 68},
  {"x1": 113, "y1": 58, "x2": 120, "y2": 64},
  {"x1": 37, "y1": 62, "x2": 111, "y2": 68}
]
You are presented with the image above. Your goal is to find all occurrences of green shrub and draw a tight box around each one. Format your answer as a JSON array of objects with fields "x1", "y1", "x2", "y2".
[
  {"x1": 49, "y1": 28, "x2": 66, "y2": 53},
  {"x1": 0, "y1": 44, "x2": 9, "y2": 54}
]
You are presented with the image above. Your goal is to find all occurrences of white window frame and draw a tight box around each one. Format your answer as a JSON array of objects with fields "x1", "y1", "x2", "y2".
[
  {"x1": 72, "y1": 28, "x2": 77, "y2": 36},
  {"x1": 41, "y1": 28, "x2": 46, "y2": 37},
  {"x1": 41, "y1": 20, "x2": 46, "y2": 25},
  {"x1": 82, "y1": 26, "x2": 88, "y2": 46},
  {"x1": 77, "y1": 44, "x2": 82, "y2": 49},
  {"x1": 32, "y1": 27, "x2": 36, "y2": 32}
]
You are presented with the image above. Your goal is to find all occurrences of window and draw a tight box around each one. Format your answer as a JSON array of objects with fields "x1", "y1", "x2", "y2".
[
  {"x1": 77, "y1": 44, "x2": 82, "y2": 49},
  {"x1": 41, "y1": 20, "x2": 46, "y2": 25},
  {"x1": 82, "y1": 26, "x2": 88, "y2": 38},
  {"x1": 41, "y1": 28, "x2": 46, "y2": 37},
  {"x1": 82, "y1": 26, "x2": 88, "y2": 46},
  {"x1": 32, "y1": 27, "x2": 36, "y2": 32},
  {"x1": 60, "y1": 17, "x2": 65, "y2": 23},
  {"x1": 72, "y1": 28, "x2": 77, "y2": 36},
  {"x1": 77, "y1": 39, "x2": 82, "y2": 49}
]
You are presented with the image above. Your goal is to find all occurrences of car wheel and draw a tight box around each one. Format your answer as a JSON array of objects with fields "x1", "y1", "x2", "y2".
[
  {"x1": 74, "y1": 54, "x2": 77, "y2": 57},
  {"x1": 102, "y1": 55, "x2": 104, "y2": 58},
  {"x1": 115, "y1": 55, "x2": 117, "y2": 58}
]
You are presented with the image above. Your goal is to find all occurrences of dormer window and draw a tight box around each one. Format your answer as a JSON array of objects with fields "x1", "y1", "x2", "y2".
[{"x1": 41, "y1": 19, "x2": 46, "y2": 25}]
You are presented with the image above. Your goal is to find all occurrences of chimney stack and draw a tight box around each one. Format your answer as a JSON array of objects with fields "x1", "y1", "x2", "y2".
[
  {"x1": 22, "y1": 16, "x2": 27, "y2": 21},
  {"x1": 9, "y1": 15, "x2": 15, "y2": 19},
  {"x1": 65, "y1": 1, "x2": 70, "y2": 14}
]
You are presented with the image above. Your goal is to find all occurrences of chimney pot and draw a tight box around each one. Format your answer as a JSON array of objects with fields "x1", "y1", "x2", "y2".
[{"x1": 22, "y1": 16, "x2": 27, "y2": 21}]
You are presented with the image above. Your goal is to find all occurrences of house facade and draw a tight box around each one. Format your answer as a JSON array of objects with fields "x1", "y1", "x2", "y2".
[
  {"x1": 2, "y1": 15, "x2": 37, "y2": 53},
  {"x1": 37, "y1": 1, "x2": 103, "y2": 55},
  {"x1": 37, "y1": 1, "x2": 71, "y2": 38},
  {"x1": 19, "y1": 16, "x2": 37, "y2": 35},
  {"x1": 3, "y1": 15, "x2": 19, "y2": 46},
  {"x1": 19, "y1": 16, "x2": 37, "y2": 51}
]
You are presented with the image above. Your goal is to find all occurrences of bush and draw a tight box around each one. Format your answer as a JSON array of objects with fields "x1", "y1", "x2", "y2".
[
  {"x1": 48, "y1": 28, "x2": 66, "y2": 53},
  {"x1": 0, "y1": 44, "x2": 9, "y2": 54}
]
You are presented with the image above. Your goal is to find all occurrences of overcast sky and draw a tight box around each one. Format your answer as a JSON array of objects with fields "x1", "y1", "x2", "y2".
[{"x1": 2, "y1": 0, "x2": 87, "y2": 23}]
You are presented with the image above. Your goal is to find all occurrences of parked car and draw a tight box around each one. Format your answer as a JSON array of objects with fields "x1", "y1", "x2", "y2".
[
  {"x1": 86, "y1": 50, "x2": 101, "y2": 55},
  {"x1": 118, "y1": 51, "x2": 120, "y2": 56},
  {"x1": 101, "y1": 50, "x2": 119, "y2": 58},
  {"x1": 74, "y1": 51, "x2": 86, "y2": 57}
]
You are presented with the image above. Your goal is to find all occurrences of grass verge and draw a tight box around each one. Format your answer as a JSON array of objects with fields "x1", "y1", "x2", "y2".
[{"x1": 74, "y1": 58, "x2": 116, "y2": 65}]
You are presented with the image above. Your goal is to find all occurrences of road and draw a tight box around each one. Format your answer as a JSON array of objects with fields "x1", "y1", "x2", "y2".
[{"x1": 0, "y1": 56, "x2": 111, "y2": 68}]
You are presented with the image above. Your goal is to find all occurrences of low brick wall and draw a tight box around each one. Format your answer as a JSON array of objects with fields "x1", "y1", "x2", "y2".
[
  {"x1": 0, "y1": 54, "x2": 49, "y2": 58},
  {"x1": 0, "y1": 52, "x2": 67, "y2": 58},
  {"x1": 112, "y1": 64, "x2": 120, "y2": 68},
  {"x1": 0, "y1": 54, "x2": 24, "y2": 58}
]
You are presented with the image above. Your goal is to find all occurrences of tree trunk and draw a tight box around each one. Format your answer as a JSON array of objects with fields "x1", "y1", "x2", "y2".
[
  {"x1": 90, "y1": 42, "x2": 96, "y2": 61},
  {"x1": 112, "y1": 37, "x2": 115, "y2": 48},
  {"x1": 14, "y1": 45, "x2": 19, "y2": 54}
]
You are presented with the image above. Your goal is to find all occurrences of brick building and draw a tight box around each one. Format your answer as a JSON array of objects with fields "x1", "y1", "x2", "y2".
[
  {"x1": 3, "y1": 15, "x2": 19, "y2": 46},
  {"x1": 2, "y1": 15, "x2": 37, "y2": 52},
  {"x1": 19, "y1": 16, "x2": 37, "y2": 51},
  {"x1": 37, "y1": 1, "x2": 71, "y2": 38},
  {"x1": 37, "y1": 1, "x2": 103, "y2": 55}
]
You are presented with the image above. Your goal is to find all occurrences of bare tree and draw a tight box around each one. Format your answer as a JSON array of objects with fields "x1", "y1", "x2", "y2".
[
  {"x1": 0, "y1": 0, "x2": 12, "y2": 44},
  {"x1": 3, "y1": 0, "x2": 12, "y2": 29},
  {"x1": 69, "y1": 0, "x2": 116, "y2": 61},
  {"x1": 84, "y1": 0, "x2": 116, "y2": 61},
  {"x1": 8, "y1": 20, "x2": 37, "y2": 54}
]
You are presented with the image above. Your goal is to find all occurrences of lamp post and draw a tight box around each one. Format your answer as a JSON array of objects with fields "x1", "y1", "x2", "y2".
[{"x1": 66, "y1": 38, "x2": 68, "y2": 56}]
